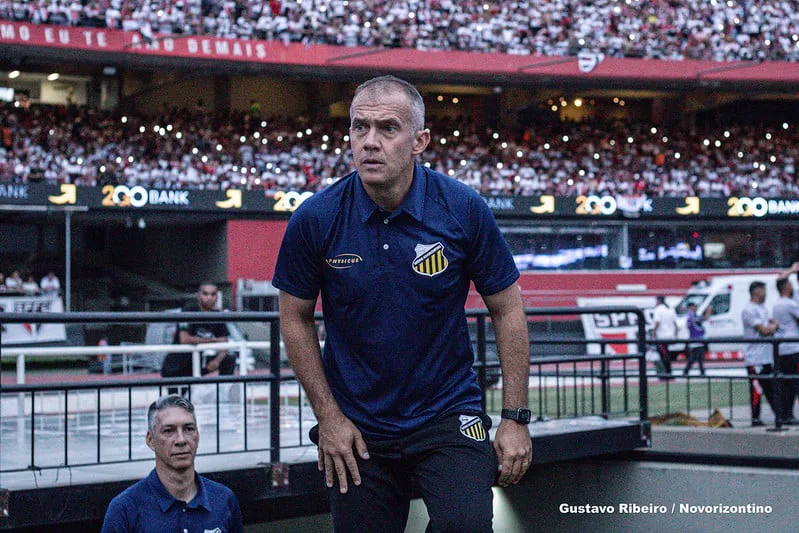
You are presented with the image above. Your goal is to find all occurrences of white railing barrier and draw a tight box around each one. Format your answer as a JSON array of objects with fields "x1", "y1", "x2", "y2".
[{"x1": 1, "y1": 341, "x2": 277, "y2": 385}]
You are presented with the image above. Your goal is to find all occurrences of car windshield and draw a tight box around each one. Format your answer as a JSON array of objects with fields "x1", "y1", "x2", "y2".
[{"x1": 675, "y1": 294, "x2": 707, "y2": 316}]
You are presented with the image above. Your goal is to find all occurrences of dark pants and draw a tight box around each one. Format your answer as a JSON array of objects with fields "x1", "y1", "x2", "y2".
[
  {"x1": 162, "y1": 352, "x2": 236, "y2": 397},
  {"x1": 657, "y1": 344, "x2": 672, "y2": 374},
  {"x1": 776, "y1": 353, "x2": 799, "y2": 422},
  {"x1": 746, "y1": 364, "x2": 774, "y2": 420},
  {"x1": 684, "y1": 346, "x2": 706, "y2": 375},
  {"x1": 325, "y1": 412, "x2": 497, "y2": 533}
]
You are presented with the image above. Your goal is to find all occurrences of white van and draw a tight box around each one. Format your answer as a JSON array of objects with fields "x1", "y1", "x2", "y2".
[{"x1": 674, "y1": 274, "x2": 797, "y2": 357}]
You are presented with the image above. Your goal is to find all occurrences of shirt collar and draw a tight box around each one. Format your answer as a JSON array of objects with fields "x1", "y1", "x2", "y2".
[
  {"x1": 147, "y1": 469, "x2": 210, "y2": 513},
  {"x1": 354, "y1": 163, "x2": 426, "y2": 223}
]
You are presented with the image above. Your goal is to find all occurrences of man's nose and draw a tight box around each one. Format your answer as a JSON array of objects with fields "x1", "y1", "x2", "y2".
[{"x1": 363, "y1": 127, "x2": 380, "y2": 149}]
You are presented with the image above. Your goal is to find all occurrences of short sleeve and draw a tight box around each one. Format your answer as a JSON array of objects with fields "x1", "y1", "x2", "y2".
[
  {"x1": 741, "y1": 307, "x2": 764, "y2": 329},
  {"x1": 464, "y1": 194, "x2": 519, "y2": 296},
  {"x1": 228, "y1": 491, "x2": 244, "y2": 533},
  {"x1": 100, "y1": 497, "x2": 128, "y2": 533},
  {"x1": 272, "y1": 208, "x2": 323, "y2": 301}
]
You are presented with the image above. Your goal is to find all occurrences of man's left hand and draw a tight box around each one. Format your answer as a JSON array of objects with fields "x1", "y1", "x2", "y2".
[{"x1": 493, "y1": 419, "x2": 532, "y2": 487}]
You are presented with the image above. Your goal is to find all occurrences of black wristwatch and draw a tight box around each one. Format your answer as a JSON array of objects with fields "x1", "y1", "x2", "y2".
[{"x1": 501, "y1": 408, "x2": 532, "y2": 424}]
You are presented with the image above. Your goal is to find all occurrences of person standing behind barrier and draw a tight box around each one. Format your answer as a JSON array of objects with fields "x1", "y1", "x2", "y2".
[
  {"x1": 773, "y1": 276, "x2": 799, "y2": 425},
  {"x1": 652, "y1": 296, "x2": 678, "y2": 376},
  {"x1": 161, "y1": 282, "x2": 234, "y2": 395},
  {"x1": 40, "y1": 271, "x2": 61, "y2": 296},
  {"x1": 684, "y1": 302, "x2": 710, "y2": 376},
  {"x1": 101, "y1": 395, "x2": 243, "y2": 533},
  {"x1": 273, "y1": 75, "x2": 532, "y2": 533},
  {"x1": 741, "y1": 281, "x2": 779, "y2": 426}
]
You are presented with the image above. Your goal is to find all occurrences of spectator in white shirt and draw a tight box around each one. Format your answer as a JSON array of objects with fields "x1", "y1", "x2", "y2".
[
  {"x1": 40, "y1": 271, "x2": 61, "y2": 296},
  {"x1": 651, "y1": 295, "x2": 678, "y2": 377}
]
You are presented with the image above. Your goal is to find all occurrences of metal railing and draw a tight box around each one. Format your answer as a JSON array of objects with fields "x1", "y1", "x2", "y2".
[
  {"x1": 0, "y1": 307, "x2": 651, "y2": 474},
  {"x1": 646, "y1": 336, "x2": 799, "y2": 431}
]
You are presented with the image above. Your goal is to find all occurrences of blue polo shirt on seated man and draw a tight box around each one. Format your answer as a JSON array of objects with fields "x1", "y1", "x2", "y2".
[
  {"x1": 273, "y1": 163, "x2": 519, "y2": 439},
  {"x1": 101, "y1": 469, "x2": 243, "y2": 533}
]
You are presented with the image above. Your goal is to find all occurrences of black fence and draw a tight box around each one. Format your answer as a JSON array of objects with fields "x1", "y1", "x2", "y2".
[{"x1": 0, "y1": 307, "x2": 653, "y2": 474}]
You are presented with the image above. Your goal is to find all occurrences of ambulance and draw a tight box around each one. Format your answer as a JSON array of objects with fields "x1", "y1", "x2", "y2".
[{"x1": 578, "y1": 273, "x2": 797, "y2": 360}]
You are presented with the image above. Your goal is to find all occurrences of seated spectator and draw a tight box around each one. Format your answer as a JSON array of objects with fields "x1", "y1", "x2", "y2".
[
  {"x1": 40, "y1": 271, "x2": 61, "y2": 296},
  {"x1": 21, "y1": 274, "x2": 40, "y2": 295},
  {"x1": 5, "y1": 270, "x2": 23, "y2": 292},
  {"x1": 1, "y1": 101, "x2": 798, "y2": 199}
]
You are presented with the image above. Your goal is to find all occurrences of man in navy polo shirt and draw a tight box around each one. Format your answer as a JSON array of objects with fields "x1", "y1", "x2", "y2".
[
  {"x1": 273, "y1": 75, "x2": 532, "y2": 532},
  {"x1": 101, "y1": 395, "x2": 243, "y2": 533}
]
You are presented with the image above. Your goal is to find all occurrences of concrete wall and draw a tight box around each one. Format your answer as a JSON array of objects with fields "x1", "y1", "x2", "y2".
[{"x1": 246, "y1": 459, "x2": 798, "y2": 533}]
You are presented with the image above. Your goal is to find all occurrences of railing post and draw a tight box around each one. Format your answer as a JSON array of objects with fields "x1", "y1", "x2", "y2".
[
  {"x1": 637, "y1": 309, "x2": 649, "y2": 422},
  {"x1": 17, "y1": 354, "x2": 26, "y2": 449},
  {"x1": 16, "y1": 353, "x2": 26, "y2": 385},
  {"x1": 600, "y1": 341, "x2": 609, "y2": 419},
  {"x1": 770, "y1": 338, "x2": 785, "y2": 432},
  {"x1": 192, "y1": 348, "x2": 201, "y2": 377},
  {"x1": 270, "y1": 318, "x2": 281, "y2": 463},
  {"x1": 476, "y1": 315, "x2": 487, "y2": 413},
  {"x1": 238, "y1": 341, "x2": 249, "y2": 376}
]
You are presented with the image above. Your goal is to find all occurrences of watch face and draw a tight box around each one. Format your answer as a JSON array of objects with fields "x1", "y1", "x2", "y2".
[{"x1": 518, "y1": 408, "x2": 532, "y2": 424}]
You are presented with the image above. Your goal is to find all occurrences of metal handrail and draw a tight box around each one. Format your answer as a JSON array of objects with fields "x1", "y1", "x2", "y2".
[{"x1": 0, "y1": 306, "x2": 650, "y2": 474}]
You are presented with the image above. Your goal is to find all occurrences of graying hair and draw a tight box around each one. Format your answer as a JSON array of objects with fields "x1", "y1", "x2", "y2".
[
  {"x1": 352, "y1": 75, "x2": 426, "y2": 131},
  {"x1": 147, "y1": 394, "x2": 196, "y2": 433}
]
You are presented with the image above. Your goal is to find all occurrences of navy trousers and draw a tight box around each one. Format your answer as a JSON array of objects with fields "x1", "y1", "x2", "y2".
[{"x1": 321, "y1": 411, "x2": 497, "y2": 533}]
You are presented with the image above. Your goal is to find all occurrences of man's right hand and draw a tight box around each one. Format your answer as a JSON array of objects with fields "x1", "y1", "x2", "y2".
[{"x1": 317, "y1": 412, "x2": 370, "y2": 494}]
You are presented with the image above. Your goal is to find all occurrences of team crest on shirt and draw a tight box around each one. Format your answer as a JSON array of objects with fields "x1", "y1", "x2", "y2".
[
  {"x1": 412, "y1": 242, "x2": 448, "y2": 277},
  {"x1": 459, "y1": 415, "x2": 486, "y2": 442}
]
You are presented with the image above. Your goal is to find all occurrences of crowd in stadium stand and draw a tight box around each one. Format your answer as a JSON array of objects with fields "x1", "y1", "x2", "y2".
[
  {"x1": 2, "y1": 102, "x2": 798, "y2": 197},
  {"x1": 2, "y1": 0, "x2": 799, "y2": 61}
]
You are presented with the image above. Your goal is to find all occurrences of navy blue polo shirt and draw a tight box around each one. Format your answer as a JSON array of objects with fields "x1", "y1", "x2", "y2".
[
  {"x1": 273, "y1": 163, "x2": 519, "y2": 439},
  {"x1": 101, "y1": 469, "x2": 243, "y2": 533}
]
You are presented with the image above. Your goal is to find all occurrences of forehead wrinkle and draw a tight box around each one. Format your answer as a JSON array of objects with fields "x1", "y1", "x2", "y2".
[{"x1": 351, "y1": 102, "x2": 409, "y2": 122}]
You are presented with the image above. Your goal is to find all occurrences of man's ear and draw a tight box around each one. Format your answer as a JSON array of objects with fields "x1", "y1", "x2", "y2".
[
  {"x1": 413, "y1": 128, "x2": 431, "y2": 155},
  {"x1": 146, "y1": 431, "x2": 155, "y2": 451}
]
